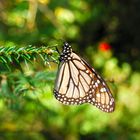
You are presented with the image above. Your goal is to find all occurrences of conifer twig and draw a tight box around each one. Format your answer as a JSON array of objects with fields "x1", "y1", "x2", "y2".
[{"x1": 0, "y1": 45, "x2": 59, "y2": 71}]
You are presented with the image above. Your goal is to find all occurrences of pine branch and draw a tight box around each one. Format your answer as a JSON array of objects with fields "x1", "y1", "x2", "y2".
[
  {"x1": 0, "y1": 45, "x2": 59, "y2": 71},
  {"x1": 0, "y1": 43, "x2": 60, "y2": 101}
]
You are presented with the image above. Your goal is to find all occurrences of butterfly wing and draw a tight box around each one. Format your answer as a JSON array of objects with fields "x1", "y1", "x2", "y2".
[
  {"x1": 54, "y1": 42, "x2": 115, "y2": 112},
  {"x1": 81, "y1": 57, "x2": 115, "y2": 112},
  {"x1": 54, "y1": 52, "x2": 91, "y2": 105}
]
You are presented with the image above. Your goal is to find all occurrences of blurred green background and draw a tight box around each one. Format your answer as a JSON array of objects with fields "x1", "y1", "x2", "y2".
[{"x1": 0, "y1": 0, "x2": 140, "y2": 140}]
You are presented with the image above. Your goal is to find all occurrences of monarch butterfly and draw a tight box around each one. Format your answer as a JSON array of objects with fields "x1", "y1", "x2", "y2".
[{"x1": 54, "y1": 42, "x2": 115, "y2": 113}]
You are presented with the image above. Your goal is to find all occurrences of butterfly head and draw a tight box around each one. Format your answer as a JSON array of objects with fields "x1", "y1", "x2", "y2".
[{"x1": 60, "y1": 42, "x2": 72, "y2": 62}]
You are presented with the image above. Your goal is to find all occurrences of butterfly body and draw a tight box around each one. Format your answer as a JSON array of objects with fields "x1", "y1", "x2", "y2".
[{"x1": 54, "y1": 42, "x2": 115, "y2": 113}]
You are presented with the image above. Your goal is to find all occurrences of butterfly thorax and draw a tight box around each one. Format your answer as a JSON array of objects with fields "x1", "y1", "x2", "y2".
[{"x1": 59, "y1": 42, "x2": 72, "y2": 62}]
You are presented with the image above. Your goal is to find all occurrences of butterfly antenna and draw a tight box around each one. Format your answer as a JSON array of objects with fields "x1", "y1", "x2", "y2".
[
  {"x1": 55, "y1": 40, "x2": 68, "y2": 54},
  {"x1": 55, "y1": 46, "x2": 60, "y2": 54}
]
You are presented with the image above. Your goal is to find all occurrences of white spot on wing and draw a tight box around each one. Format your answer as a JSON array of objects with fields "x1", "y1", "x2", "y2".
[
  {"x1": 96, "y1": 93, "x2": 100, "y2": 98},
  {"x1": 92, "y1": 98, "x2": 95, "y2": 102},
  {"x1": 95, "y1": 82, "x2": 98, "y2": 87},
  {"x1": 100, "y1": 87, "x2": 106, "y2": 92}
]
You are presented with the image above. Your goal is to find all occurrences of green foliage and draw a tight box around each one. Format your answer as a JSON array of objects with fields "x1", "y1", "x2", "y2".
[
  {"x1": 0, "y1": 0, "x2": 140, "y2": 140},
  {"x1": 0, "y1": 43, "x2": 59, "y2": 71}
]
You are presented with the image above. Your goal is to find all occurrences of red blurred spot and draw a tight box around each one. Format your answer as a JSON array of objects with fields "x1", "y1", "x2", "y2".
[{"x1": 99, "y1": 42, "x2": 112, "y2": 51}]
